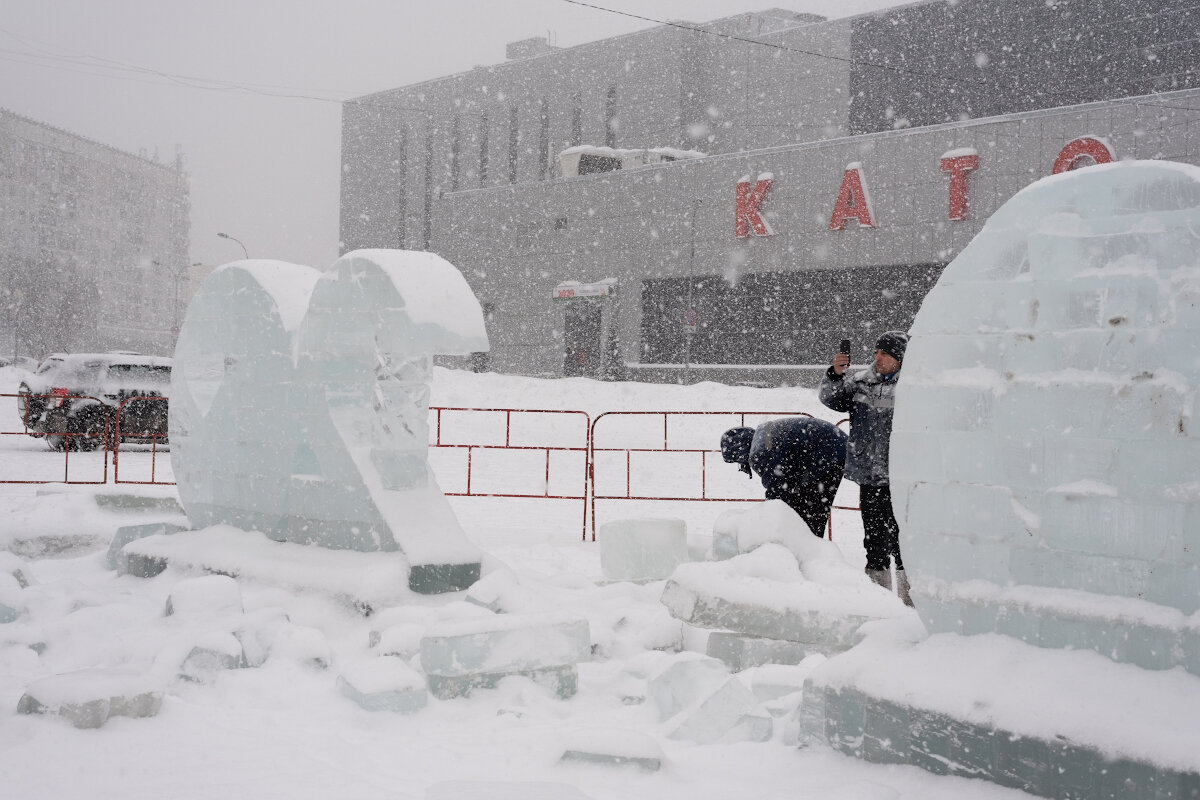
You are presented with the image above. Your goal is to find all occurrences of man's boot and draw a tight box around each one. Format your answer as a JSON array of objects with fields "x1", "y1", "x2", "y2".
[
  {"x1": 895, "y1": 569, "x2": 914, "y2": 607},
  {"x1": 865, "y1": 568, "x2": 891, "y2": 590}
]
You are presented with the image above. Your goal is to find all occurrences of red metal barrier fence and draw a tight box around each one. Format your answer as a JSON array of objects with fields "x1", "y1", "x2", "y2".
[
  {"x1": 0, "y1": 392, "x2": 109, "y2": 484},
  {"x1": 113, "y1": 395, "x2": 172, "y2": 485},
  {"x1": 430, "y1": 406, "x2": 591, "y2": 539},
  {"x1": 3, "y1": 399, "x2": 858, "y2": 546}
]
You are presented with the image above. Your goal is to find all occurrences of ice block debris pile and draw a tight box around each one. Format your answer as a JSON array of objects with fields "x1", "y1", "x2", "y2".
[
  {"x1": 802, "y1": 161, "x2": 1200, "y2": 796},
  {"x1": 661, "y1": 501, "x2": 907, "y2": 670},
  {"x1": 17, "y1": 669, "x2": 163, "y2": 729},
  {"x1": 888, "y1": 160, "x2": 1200, "y2": 675},
  {"x1": 12, "y1": 572, "x2": 318, "y2": 727},
  {"x1": 419, "y1": 611, "x2": 591, "y2": 699},
  {"x1": 0, "y1": 552, "x2": 28, "y2": 623},
  {"x1": 646, "y1": 653, "x2": 772, "y2": 744},
  {"x1": 170, "y1": 250, "x2": 490, "y2": 593},
  {"x1": 160, "y1": 574, "x2": 307, "y2": 679},
  {"x1": 558, "y1": 728, "x2": 665, "y2": 770}
]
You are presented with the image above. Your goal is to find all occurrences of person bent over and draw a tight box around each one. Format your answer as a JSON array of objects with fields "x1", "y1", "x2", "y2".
[
  {"x1": 720, "y1": 416, "x2": 847, "y2": 539},
  {"x1": 819, "y1": 331, "x2": 913, "y2": 606}
]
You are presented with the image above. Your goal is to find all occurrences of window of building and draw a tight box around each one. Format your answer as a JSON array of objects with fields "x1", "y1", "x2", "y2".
[
  {"x1": 577, "y1": 153, "x2": 621, "y2": 175},
  {"x1": 394, "y1": 127, "x2": 408, "y2": 248},
  {"x1": 639, "y1": 264, "x2": 946, "y2": 365},
  {"x1": 423, "y1": 133, "x2": 434, "y2": 249},
  {"x1": 539, "y1": 98, "x2": 550, "y2": 180},
  {"x1": 508, "y1": 105, "x2": 519, "y2": 184},
  {"x1": 571, "y1": 93, "x2": 582, "y2": 146},
  {"x1": 450, "y1": 114, "x2": 461, "y2": 191},
  {"x1": 604, "y1": 86, "x2": 618, "y2": 148},
  {"x1": 479, "y1": 112, "x2": 489, "y2": 183}
]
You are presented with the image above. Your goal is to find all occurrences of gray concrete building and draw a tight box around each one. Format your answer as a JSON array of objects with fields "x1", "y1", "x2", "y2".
[
  {"x1": 0, "y1": 108, "x2": 190, "y2": 359},
  {"x1": 340, "y1": 0, "x2": 1200, "y2": 384}
]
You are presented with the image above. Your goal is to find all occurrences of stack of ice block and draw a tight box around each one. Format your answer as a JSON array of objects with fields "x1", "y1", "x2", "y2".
[
  {"x1": 804, "y1": 161, "x2": 1200, "y2": 797},
  {"x1": 889, "y1": 161, "x2": 1200, "y2": 676}
]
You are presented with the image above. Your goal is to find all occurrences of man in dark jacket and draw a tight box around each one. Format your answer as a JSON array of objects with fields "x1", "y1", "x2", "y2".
[
  {"x1": 720, "y1": 416, "x2": 847, "y2": 538},
  {"x1": 819, "y1": 330, "x2": 913, "y2": 606}
]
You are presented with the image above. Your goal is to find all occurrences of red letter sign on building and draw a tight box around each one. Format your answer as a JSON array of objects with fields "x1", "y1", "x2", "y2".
[
  {"x1": 735, "y1": 174, "x2": 775, "y2": 237},
  {"x1": 1052, "y1": 136, "x2": 1115, "y2": 174},
  {"x1": 829, "y1": 163, "x2": 875, "y2": 230},
  {"x1": 940, "y1": 150, "x2": 980, "y2": 221}
]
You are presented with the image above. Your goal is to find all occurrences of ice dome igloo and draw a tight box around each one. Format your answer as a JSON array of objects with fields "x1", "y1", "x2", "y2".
[
  {"x1": 169, "y1": 250, "x2": 488, "y2": 594},
  {"x1": 892, "y1": 161, "x2": 1200, "y2": 676}
]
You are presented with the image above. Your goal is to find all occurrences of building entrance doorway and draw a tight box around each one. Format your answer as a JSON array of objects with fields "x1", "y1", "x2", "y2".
[{"x1": 563, "y1": 300, "x2": 601, "y2": 377}]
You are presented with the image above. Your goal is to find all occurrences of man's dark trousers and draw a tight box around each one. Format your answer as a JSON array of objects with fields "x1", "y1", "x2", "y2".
[{"x1": 860, "y1": 484, "x2": 903, "y2": 570}]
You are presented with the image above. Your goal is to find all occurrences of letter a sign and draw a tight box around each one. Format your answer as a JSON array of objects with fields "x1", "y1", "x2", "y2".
[
  {"x1": 735, "y1": 174, "x2": 774, "y2": 238},
  {"x1": 829, "y1": 163, "x2": 875, "y2": 230}
]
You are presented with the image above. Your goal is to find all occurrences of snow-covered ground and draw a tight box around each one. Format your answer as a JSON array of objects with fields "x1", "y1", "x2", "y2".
[{"x1": 0, "y1": 365, "x2": 1038, "y2": 799}]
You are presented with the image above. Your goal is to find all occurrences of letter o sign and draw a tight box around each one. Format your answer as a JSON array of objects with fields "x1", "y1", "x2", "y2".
[{"x1": 1052, "y1": 136, "x2": 1116, "y2": 174}]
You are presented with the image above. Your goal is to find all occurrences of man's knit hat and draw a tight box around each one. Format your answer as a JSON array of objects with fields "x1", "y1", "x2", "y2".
[
  {"x1": 720, "y1": 427, "x2": 755, "y2": 476},
  {"x1": 875, "y1": 330, "x2": 909, "y2": 363}
]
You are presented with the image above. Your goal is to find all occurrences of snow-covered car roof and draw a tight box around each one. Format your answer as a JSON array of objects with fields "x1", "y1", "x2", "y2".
[
  {"x1": 24, "y1": 352, "x2": 173, "y2": 395},
  {"x1": 41, "y1": 352, "x2": 172, "y2": 368}
]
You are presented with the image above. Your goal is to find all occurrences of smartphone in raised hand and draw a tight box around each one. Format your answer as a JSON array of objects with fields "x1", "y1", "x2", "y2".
[{"x1": 839, "y1": 338, "x2": 851, "y2": 356}]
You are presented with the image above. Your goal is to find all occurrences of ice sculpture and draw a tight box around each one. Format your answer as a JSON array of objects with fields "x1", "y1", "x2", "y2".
[
  {"x1": 891, "y1": 161, "x2": 1200, "y2": 676},
  {"x1": 171, "y1": 260, "x2": 321, "y2": 538},
  {"x1": 170, "y1": 251, "x2": 489, "y2": 593}
]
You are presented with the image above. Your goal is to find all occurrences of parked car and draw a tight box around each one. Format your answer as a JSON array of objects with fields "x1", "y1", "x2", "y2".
[
  {"x1": 0, "y1": 356, "x2": 39, "y2": 371},
  {"x1": 16, "y1": 353, "x2": 172, "y2": 451}
]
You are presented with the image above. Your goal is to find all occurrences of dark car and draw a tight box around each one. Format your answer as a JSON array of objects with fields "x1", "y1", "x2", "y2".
[{"x1": 17, "y1": 353, "x2": 172, "y2": 451}]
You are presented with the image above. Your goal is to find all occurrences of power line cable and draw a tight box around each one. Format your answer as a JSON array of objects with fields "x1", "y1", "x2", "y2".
[
  {"x1": 0, "y1": 31, "x2": 454, "y2": 118},
  {"x1": 555, "y1": 0, "x2": 971, "y2": 85},
  {"x1": 0, "y1": 27, "x2": 356, "y2": 101}
]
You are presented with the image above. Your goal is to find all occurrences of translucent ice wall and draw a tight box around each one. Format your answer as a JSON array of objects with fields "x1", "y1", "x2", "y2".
[
  {"x1": 171, "y1": 260, "x2": 321, "y2": 536},
  {"x1": 892, "y1": 161, "x2": 1200, "y2": 676},
  {"x1": 170, "y1": 251, "x2": 489, "y2": 593}
]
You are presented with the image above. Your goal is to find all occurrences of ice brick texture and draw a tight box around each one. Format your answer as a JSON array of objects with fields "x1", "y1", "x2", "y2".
[
  {"x1": 419, "y1": 612, "x2": 590, "y2": 699},
  {"x1": 892, "y1": 161, "x2": 1200, "y2": 675},
  {"x1": 800, "y1": 681, "x2": 1200, "y2": 799},
  {"x1": 599, "y1": 518, "x2": 688, "y2": 582},
  {"x1": 169, "y1": 251, "x2": 489, "y2": 593},
  {"x1": 337, "y1": 656, "x2": 428, "y2": 714}
]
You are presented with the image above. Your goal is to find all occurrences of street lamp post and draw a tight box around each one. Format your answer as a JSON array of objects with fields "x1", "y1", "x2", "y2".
[
  {"x1": 172, "y1": 262, "x2": 204, "y2": 332},
  {"x1": 217, "y1": 232, "x2": 249, "y2": 260},
  {"x1": 154, "y1": 260, "x2": 202, "y2": 336}
]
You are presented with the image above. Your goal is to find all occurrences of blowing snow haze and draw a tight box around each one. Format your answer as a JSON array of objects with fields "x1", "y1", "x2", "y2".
[{"x1": 0, "y1": 0, "x2": 900, "y2": 275}]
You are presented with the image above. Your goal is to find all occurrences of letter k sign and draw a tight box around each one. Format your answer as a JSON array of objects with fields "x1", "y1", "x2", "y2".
[{"x1": 735, "y1": 176, "x2": 774, "y2": 238}]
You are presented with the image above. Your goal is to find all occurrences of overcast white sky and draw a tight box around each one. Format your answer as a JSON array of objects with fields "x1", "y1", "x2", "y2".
[{"x1": 2, "y1": 0, "x2": 900, "y2": 271}]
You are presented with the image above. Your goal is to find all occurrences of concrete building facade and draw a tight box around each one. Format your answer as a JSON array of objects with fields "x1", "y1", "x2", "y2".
[
  {"x1": 340, "y1": 0, "x2": 1200, "y2": 384},
  {"x1": 0, "y1": 108, "x2": 190, "y2": 359}
]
